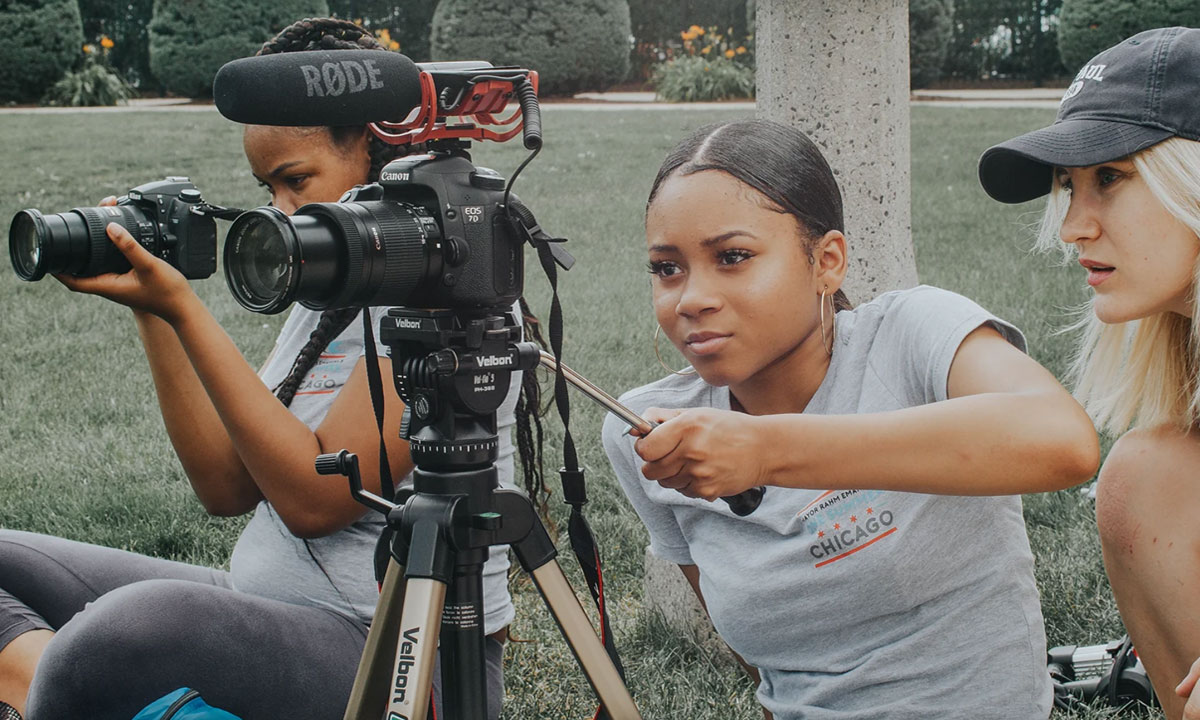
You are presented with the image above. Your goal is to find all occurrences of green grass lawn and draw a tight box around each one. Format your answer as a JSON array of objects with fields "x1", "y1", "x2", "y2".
[{"x1": 0, "y1": 105, "x2": 1141, "y2": 718}]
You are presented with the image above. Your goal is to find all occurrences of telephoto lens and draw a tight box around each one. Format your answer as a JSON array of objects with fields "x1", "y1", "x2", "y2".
[
  {"x1": 223, "y1": 195, "x2": 439, "y2": 314},
  {"x1": 7, "y1": 178, "x2": 217, "y2": 282},
  {"x1": 10, "y1": 205, "x2": 141, "y2": 281}
]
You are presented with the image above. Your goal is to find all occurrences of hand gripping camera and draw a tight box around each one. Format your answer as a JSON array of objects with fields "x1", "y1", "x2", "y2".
[{"x1": 8, "y1": 177, "x2": 221, "y2": 281}]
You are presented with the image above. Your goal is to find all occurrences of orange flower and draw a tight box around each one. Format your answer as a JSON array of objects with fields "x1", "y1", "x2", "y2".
[
  {"x1": 688, "y1": 25, "x2": 704, "y2": 34},
  {"x1": 724, "y1": 49, "x2": 735, "y2": 58},
  {"x1": 100, "y1": 35, "x2": 114, "y2": 49},
  {"x1": 736, "y1": 46, "x2": 747, "y2": 54},
  {"x1": 82, "y1": 43, "x2": 95, "y2": 54},
  {"x1": 700, "y1": 46, "x2": 711, "y2": 54}
]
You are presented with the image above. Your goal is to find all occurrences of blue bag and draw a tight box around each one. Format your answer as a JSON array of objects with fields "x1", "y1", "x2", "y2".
[{"x1": 131, "y1": 688, "x2": 242, "y2": 720}]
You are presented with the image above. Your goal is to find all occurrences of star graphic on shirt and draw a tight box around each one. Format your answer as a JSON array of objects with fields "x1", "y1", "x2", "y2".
[
  {"x1": 850, "y1": 515, "x2": 858, "y2": 523},
  {"x1": 817, "y1": 530, "x2": 825, "y2": 538},
  {"x1": 866, "y1": 507, "x2": 874, "y2": 514},
  {"x1": 833, "y1": 523, "x2": 840, "y2": 530}
]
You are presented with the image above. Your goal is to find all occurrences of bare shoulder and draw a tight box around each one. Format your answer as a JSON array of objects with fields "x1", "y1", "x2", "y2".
[
  {"x1": 1096, "y1": 425, "x2": 1200, "y2": 529},
  {"x1": 1103, "y1": 425, "x2": 1200, "y2": 479}
]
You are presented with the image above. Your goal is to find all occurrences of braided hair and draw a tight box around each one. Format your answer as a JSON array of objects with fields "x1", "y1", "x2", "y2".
[
  {"x1": 259, "y1": 18, "x2": 408, "y2": 409},
  {"x1": 261, "y1": 18, "x2": 550, "y2": 511}
]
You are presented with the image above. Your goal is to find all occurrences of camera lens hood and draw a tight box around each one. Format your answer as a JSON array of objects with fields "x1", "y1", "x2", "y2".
[
  {"x1": 224, "y1": 206, "x2": 302, "y2": 314},
  {"x1": 9, "y1": 209, "x2": 48, "y2": 281}
]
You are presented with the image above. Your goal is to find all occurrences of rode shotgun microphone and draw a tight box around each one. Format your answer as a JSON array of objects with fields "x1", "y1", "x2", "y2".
[{"x1": 213, "y1": 49, "x2": 423, "y2": 126}]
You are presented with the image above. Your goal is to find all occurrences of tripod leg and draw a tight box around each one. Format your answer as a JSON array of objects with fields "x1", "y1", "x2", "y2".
[
  {"x1": 529, "y1": 562, "x2": 641, "y2": 719},
  {"x1": 440, "y1": 562, "x2": 489, "y2": 719},
  {"x1": 343, "y1": 559, "x2": 407, "y2": 720},
  {"x1": 385, "y1": 577, "x2": 446, "y2": 720}
]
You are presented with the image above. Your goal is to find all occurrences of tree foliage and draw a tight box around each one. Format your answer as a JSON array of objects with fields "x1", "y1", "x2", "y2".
[
  {"x1": 326, "y1": 0, "x2": 437, "y2": 61},
  {"x1": 0, "y1": 0, "x2": 85, "y2": 103},
  {"x1": 1058, "y1": 0, "x2": 1200, "y2": 72},
  {"x1": 629, "y1": 0, "x2": 748, "y2": 46},
  {"x1": 148, "y1": 0, "x2": 329, "y2": 98},
  {"x1": 944, "y1": 0, "x2": 1067, "y2": 83},
  {"x1": 431, "y1": 0, "x2": 631, "y2": 96},
  {"x1": 910, "y1": 0, "x2": 954, "y2": 88}
]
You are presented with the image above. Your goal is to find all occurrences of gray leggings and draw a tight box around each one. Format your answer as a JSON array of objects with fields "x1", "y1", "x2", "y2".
[{"x1": 0, "y1": 530, "x2": 504, "y2": 720}]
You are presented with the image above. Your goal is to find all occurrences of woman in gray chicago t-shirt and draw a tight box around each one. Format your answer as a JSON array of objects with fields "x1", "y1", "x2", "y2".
[
  {"x1": 601, "y1": 119, "x2": 1100, "y2": 719},
  {"x1": 0, "y1": 19, "x2": 528, "y2": 720}
]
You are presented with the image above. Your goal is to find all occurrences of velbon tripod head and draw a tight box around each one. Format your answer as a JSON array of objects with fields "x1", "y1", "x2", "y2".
[{"x1": 380, "y1": 308, "x2": 540, "y2": 470}]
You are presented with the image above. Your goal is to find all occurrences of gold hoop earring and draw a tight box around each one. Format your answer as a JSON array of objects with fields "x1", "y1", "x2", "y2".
[
  {"x1": 820, "y1": 287, "x2": 834, "y2": 357},
  {"x1": 654, "y1": 325, "x2": 697, "y2": 376}
]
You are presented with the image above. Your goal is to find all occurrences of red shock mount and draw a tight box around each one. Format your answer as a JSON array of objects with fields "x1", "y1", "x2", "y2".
[{"x1": 369, "y1": 70, "x2": 539, "y2": 147}]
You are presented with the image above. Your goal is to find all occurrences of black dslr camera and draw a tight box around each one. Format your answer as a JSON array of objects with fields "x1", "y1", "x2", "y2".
[
  {"x1": 1049, "y1": 636, "x2": 1157, "y2": 711},
  {"x1": 8, "y1": 177, "x2": 218, "y2": 281},
  {"x1": 223, "y1": 152, "x2": 522, "y2": 315},
  {"x1": 214, "y1": 55, "x2": 564, "y2": 318}
]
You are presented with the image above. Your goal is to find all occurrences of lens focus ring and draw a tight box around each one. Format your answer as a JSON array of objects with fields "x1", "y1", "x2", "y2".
[{"x1": 371, "y1": 204, "x2": 430, "y2": 299}]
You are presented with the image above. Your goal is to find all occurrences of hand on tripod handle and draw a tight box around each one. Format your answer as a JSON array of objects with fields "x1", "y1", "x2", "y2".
[
  {"x1": 534, "y1": 352, "x2": 763, "y2": 516},
  {"x1": 632, "y1": 408, "x2": 765, "y2": 517}
]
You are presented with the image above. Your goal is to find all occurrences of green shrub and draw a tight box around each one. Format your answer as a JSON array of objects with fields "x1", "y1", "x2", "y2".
[
  {"x1": 148, "y1": 0, "x2": 330, "y2": 98},
  {"x1": 909, "y1": 0, "x2": 952, "y2": 89},
  {"x1": 0, "y1": 0, "x2": 85, "y2": 103},
  {"x1": 1058, "y1": 0, "x2": 1200, "y2": 72},
  {"x1": 653, "y1": 55, "x2": 753, "y2": 102},
  {"x1": 430, "y1": 0, "x2": 631, "y2": 96},
  {"x1": 327, "y1": 0, "x2": 436, "y2": 61},
  {"x1": 42, "y1": 56, "x2": 135, "y2": 106}
]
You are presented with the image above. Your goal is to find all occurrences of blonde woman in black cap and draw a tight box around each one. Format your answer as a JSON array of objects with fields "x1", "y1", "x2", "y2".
[{"x1": 979, "y1": 26, "x2": 1200, "y2": 720}]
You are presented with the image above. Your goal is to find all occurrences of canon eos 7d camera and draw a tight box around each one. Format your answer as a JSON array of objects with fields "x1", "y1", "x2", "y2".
[
  {"x1": 9, "y1": 177, "x2": 218, "y2": 281},
  {"x1": 222, "y1": 151, "x2": 523, "y2": 315}
]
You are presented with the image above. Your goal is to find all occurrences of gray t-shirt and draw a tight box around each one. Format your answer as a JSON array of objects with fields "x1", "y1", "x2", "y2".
[
  {"x1": 229, "y1": 305, "x2": 517, "y2": 635},
  {"x1": 602, "y1": 286, "x2": 1051, "y2": 719}
]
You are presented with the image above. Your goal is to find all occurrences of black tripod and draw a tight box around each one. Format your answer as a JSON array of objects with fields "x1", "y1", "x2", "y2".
[{"x1": 319, "y1": 307, "x2": 640, "y2": 720}]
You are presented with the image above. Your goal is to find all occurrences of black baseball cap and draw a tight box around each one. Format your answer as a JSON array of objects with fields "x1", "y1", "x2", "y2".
[{"x1": 979, "y1": 26, "x2": 1200, "y2": 204}]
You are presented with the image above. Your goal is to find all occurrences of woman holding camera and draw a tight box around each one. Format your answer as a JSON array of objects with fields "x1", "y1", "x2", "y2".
[
  {"x1": 978, "y1": 26, "x2": 1200, "y2": 720},
  {"x1": 0, "y1": 18, "x2": 524, "y2": 720},
  {"x1": 601, "y1": 118, "x2": 1099, "y2": 719}
]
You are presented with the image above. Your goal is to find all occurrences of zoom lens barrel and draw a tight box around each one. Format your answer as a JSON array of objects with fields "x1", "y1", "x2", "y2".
[
  {"x1": 8, "y1": 206, "x2": 142, "y2": 281},
  {"x1": 224, "y1": 201, "x2": 438, "y2": 314}
]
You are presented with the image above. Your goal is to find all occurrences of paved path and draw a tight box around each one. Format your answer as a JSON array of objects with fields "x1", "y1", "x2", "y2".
[{"x1": 0, "y1": 88, "x2": 1064, "y2": 115}]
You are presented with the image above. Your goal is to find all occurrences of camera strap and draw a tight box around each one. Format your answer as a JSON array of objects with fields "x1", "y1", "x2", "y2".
[
  {"x1": 515, "y1": 208, "x2": 629, "y2": 703},
  {"x1": 193, "y1": 202, "x2": 245, "y2": 221},
  {"x1": 361, "y1": 309, "x2": 396, "y2": 502}
]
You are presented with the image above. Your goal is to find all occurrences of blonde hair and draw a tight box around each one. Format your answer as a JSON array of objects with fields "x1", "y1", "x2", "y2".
[{"x1": 1036, "y1": 137, "x2": 1200, "y2": 433}]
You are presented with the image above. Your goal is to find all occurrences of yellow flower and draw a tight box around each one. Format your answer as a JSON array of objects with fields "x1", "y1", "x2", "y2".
[
  {"x1": 389, "y1": 40, "x2": 399, "y2": 50},
  {"x1": 100, "y1": 35, "x2": 114, "y2": 49},
  {"x1": 736, "y1": 46, "x2": 747, "y2": 54},
  {"x1": 724, "y1": 49, "x2": 735, "y2": 58}
]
